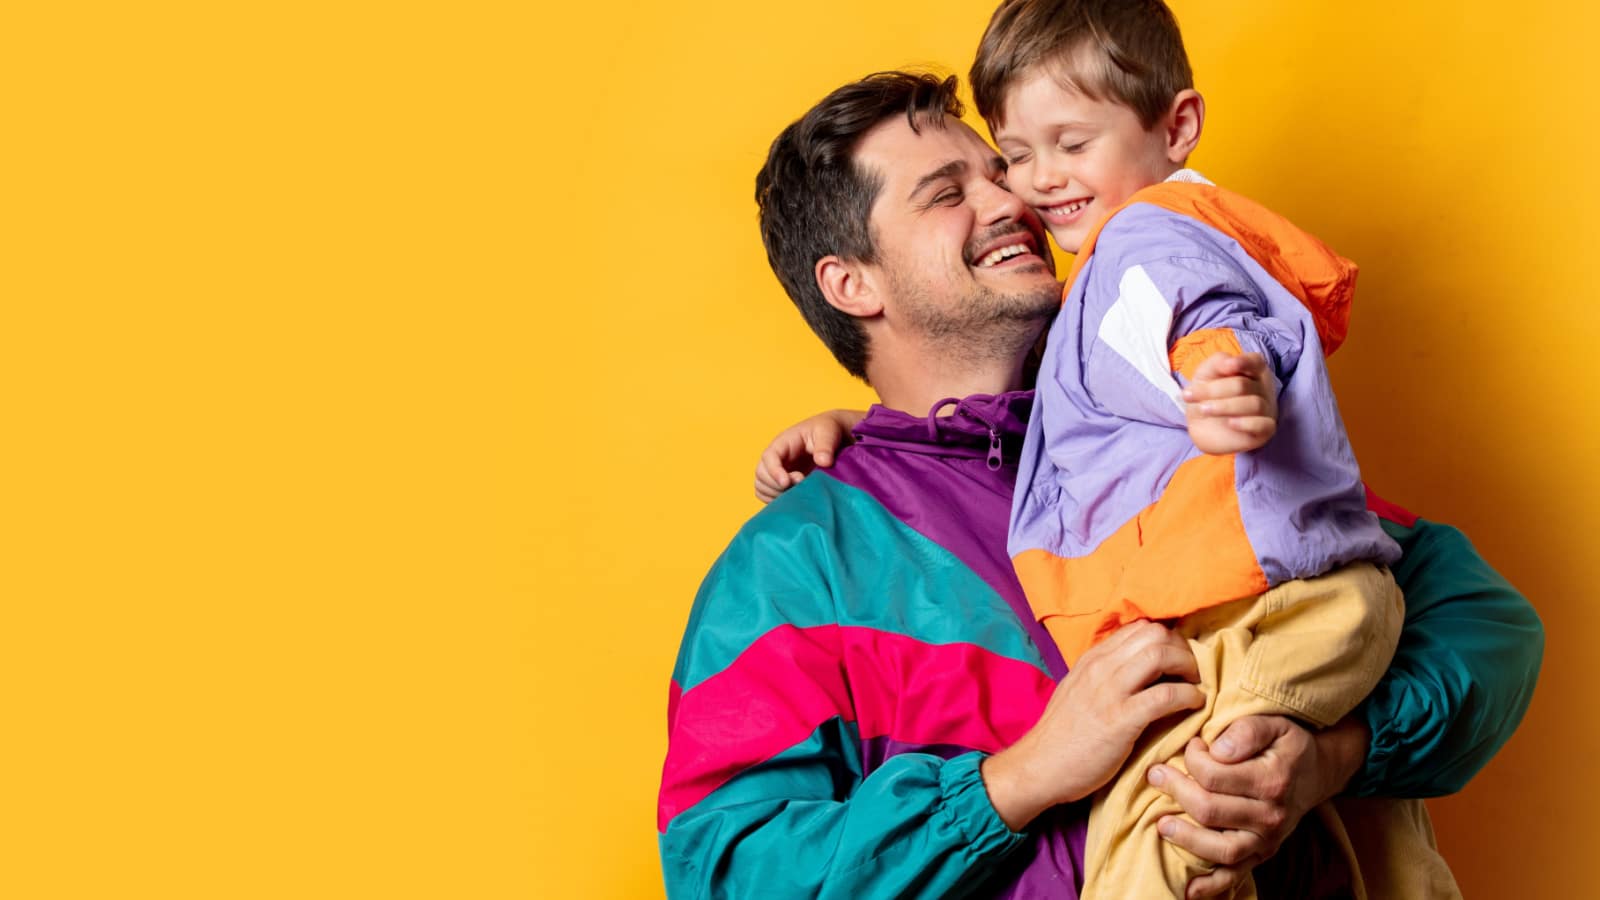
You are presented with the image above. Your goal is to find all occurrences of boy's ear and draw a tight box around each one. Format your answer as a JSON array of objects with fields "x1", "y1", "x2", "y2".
[
  {"x1": 816, "y1": 255, "x2": 884, "y2": 319},
  {"x1": 1164, "y1": 89, "x2": 1205, "y2": 164}
]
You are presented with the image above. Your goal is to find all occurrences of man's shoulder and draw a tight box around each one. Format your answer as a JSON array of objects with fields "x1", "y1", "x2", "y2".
[
  {"x1": 675, "y1": 471, "x2": 1042, "y2": 689},
  {"x1": 700, "y1": 470, "x2": 935, "y2": 604},
  {"x1": 718, "y1": 471, "x2": 876, "y2": 562},
  {"x1": 673, "y1": 475, "x2": 883, "y2": 685}
]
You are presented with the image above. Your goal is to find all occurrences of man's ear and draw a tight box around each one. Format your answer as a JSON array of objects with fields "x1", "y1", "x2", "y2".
[
  {"x1": 1164, "y1": 89, "x2": 1205, "y2": 165},
  {"x1": 816, "y1": 255, "x2": 883, "y2": 318}
]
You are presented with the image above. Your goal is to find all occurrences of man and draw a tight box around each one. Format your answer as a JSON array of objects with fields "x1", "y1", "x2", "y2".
[{"x1": 657, "y1": 72, "x2": 1541, "y2": 898}]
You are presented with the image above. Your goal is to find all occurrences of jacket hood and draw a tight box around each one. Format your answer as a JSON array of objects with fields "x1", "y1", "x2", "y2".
[{"x1": 1069, "y1": 182, "x2": 1359, "y2": 356}]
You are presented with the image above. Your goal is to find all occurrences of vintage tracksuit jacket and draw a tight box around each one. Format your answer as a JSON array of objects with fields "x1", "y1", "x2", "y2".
[{"x1": 658, "y1": 393, "x2": 1542, "y2": 898}]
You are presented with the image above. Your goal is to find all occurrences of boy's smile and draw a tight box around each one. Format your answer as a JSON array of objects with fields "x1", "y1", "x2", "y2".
[{"x1": 1036, "y1": 197, "x2": 1094, "y2": 230}]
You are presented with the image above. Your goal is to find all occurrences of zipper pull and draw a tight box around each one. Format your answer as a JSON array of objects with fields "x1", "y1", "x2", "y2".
[{"x1": 987, "y1": 429, "x2": 1003, "y2": 471}]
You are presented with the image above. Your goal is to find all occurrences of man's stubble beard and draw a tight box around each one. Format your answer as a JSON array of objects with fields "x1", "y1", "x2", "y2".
[{"x1": 893, "y1": 267, "x2": 1060, "y2": 369}]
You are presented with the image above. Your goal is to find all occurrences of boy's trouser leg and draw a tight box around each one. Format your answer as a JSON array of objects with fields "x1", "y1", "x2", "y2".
[
  {"x1": 1077, "y1": 563, "x2": 1406, "y2": 900},
  {"x1": 1328, "y1": 796, "x2": 1462, "y2": 898}
]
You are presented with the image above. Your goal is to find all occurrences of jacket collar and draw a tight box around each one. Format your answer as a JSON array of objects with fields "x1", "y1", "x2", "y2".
[{"x1": 851, "y1": 391, "x2": 1032, "y2": 461}]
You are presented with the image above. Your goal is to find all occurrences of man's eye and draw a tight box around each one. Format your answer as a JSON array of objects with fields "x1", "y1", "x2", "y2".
[{"x1": 934, "y1": 189, "x2": 962, "y2": 204}]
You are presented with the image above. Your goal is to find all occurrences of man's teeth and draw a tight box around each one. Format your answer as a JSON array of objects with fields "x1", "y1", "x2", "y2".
[{"x1": 977, "y1": 243, "x2": 1031, "y2": 267}]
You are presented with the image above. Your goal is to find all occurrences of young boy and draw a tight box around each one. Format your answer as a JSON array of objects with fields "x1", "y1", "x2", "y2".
[{"x1": 757, "y1": 1, "x2": 1456, "y2": 897}]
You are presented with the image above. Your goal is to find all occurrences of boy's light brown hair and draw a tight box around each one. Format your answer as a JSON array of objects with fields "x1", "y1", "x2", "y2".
[{"x1": 971, "y1": 0, "x2": 1193, "y2": 129}]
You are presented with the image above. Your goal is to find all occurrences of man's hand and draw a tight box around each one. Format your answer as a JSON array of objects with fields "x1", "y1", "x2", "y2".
[
  {"x1": 754, "y1": 408, "x2": 866, "y2": 503},
  {"x1": 1182, "y1": 352, "x2": 1277, "y2": 455},
  {"x1": 1145, "y1": 714, "x2": 1371, "y2": 899},
  {"x1": 982, "y1": 622, "x2": 1205, "y2": 831}
]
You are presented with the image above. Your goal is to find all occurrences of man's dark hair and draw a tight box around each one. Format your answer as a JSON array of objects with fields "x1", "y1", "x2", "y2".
[{"x1": 755, "y1": 72, "x2": 964, "y2": 381}]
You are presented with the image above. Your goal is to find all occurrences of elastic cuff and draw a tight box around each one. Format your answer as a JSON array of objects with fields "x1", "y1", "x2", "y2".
[
  {"x1": 1347, "y1": 698, "x2": 1395, "y2": 797},
  {"x1": 939, "y1": 752, "x2": 1029, "y2": 858}
]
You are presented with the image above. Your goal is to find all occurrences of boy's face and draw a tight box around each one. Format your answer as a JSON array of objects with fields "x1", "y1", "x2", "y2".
[{"x1": 993, "y1": 69, "x2": 1182, "y2": 254}]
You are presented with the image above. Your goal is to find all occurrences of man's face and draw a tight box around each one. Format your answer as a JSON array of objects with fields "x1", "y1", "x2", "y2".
[{"x1": 852, "y1": 115, "x2": 1060, "y2": 343}]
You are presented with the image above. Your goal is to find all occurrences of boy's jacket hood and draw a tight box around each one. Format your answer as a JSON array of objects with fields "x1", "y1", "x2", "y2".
[{"x1": 1067, "y1": 181, "x2": 1358, "y2": 356}]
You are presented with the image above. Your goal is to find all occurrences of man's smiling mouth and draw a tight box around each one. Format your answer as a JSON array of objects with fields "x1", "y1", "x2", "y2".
[{"x1": 977, "y1": 243, "x2": 1035, "y2": 267}]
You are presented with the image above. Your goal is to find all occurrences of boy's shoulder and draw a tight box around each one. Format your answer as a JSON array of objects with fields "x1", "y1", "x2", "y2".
[
  {"x1": 1082, "y1": 182, "x2": 1358, "y2": 351},
  {"x1": 1092, "y1": 181, "x2": 1284, "y2": 265}
]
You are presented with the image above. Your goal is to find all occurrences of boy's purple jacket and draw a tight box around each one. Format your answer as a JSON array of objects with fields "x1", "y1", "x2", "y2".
[{"x1": 1011, "y1": 182, "x2": 1400, "y2": 663}]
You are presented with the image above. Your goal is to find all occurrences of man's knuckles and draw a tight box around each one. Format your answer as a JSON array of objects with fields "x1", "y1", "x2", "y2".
[
  {"x1": 1259, "y1": 803, "x2": 1288, "y2": 834},
  {"x1": 1184, "y1": 792, "x2": 1223, "y2": 827}
]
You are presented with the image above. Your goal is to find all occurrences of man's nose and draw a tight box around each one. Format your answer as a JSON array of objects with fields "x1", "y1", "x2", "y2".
[{"x1": 975, "y1": 177, "x2": 1029, "y2": 225}]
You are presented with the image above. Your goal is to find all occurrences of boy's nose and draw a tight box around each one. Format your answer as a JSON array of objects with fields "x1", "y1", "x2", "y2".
[{"x1": 1032, "y1": 162, "x2": 1068, "y2": 193}]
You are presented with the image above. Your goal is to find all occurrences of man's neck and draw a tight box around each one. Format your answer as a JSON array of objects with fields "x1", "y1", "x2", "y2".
[{"x1": 867, "y1": 340, "x2": 1031, "y2": 415}]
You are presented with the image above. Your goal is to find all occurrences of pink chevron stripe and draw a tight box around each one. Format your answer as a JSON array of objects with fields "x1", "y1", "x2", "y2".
[
  {"x1": 657, "y1": 624, "x2": 1054, "y2": 832},
  {"x1": 667, "y1": 679, "x2": 682, "y2": 735},
  {"x1": 1364, "y1": 483, "x2": 1418, "y2": 528}
]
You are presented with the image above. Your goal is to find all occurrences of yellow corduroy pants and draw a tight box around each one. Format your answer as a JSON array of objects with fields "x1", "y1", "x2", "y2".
[{"x1": 1076, "y1": 562, "x2": 1461, "y2": 899}]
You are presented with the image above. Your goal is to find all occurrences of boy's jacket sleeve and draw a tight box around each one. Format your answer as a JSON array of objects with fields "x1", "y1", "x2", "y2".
[{"x1": 1079, "y1": 241, "x2": 1304, "y2": 430}]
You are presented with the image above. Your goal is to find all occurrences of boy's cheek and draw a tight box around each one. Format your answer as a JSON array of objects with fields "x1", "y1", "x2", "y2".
[{"x1": 1042, "y1": 222, "x2": 1080, "y2": 255}]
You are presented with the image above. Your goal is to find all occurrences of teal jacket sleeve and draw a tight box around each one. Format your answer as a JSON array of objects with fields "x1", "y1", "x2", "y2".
[
  {"x1": 657, "y1": 493, "x2": 1029, "y2": 898},
  {"x1": 661, "y1": 749, "x2": 1024, "y2": 899},
  {"x1": 1349, "y1": 516, "x2": 1543, "y2": 796}
]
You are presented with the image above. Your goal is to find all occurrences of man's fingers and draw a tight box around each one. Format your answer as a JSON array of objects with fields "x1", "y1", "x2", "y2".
[
  {"x1": 1113, "y1": 628, "x2": 1201, "y2": 689},
  {"x1": 1186, "y1": 864, "x2": 1247, "y2": 900},
  {"x1": 1185, "y1": 739, "x2": 1289, "y2": 802},
  {"x1": 1208, "y1": 716, "x2": 1290, "y2": 764},
  {"x1": 1157, "y1": 814, "x2": 1263, "y2": 867},
  {"x1": 1087, "y1": 618, "x2": 1163, "y2": 658},
  {"x1": 1147, "y1": 763, "x2": 1273, "y2": 832},
  {"x1": 1132, "y1": 681, "x2": 1206, "y2": 724}
]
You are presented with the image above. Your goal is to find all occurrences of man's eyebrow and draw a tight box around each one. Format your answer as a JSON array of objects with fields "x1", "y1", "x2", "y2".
[{"x1": 908, "y1": 159, "x2": 966, "y2": 201}]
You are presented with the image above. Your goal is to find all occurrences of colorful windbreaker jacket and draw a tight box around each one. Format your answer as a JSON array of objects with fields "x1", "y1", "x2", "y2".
[
  {"x1": 1011, "y1": 181, "x2": 1401, "y2": 665},
  {"x1": 658, "y1": 393, "x2": 1542, "y2": 899}
]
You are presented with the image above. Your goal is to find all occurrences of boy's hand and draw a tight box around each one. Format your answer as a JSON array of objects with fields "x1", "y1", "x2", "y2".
[
  {"x1": 1182, "y1": 353, "x2": 1277, "y2": 455},
  {"x1": 754, "y1": 409, "x2": 867, "y2": 503}
]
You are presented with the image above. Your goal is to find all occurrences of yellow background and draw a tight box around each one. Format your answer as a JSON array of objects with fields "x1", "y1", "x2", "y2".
[{"x1": 7, "y1": 0, "x2": 1594, "y2": 897}]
